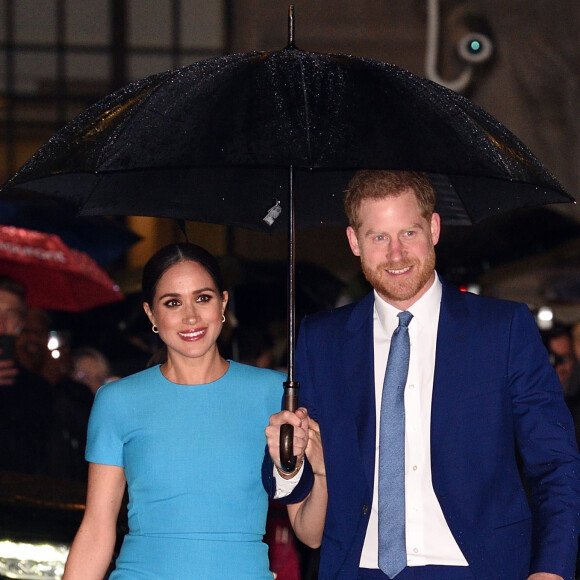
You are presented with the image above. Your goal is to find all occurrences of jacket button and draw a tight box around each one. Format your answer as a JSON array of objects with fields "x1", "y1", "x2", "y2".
[{"x1": 362, "y1": 504, "x2": 368, "y2": 515}]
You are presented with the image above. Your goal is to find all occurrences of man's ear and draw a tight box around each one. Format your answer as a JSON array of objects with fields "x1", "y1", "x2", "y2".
[
  {"x1": 430, "y1": 212, "x2": 441, "y2": 246},
  {"x1": 346, "y1": 226, "x2": 361, "y2": 256}
]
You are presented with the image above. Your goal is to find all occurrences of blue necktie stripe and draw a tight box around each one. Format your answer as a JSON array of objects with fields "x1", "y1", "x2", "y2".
[{"x1": 378, "y1": 310, "x2": 413, "y2": 579}]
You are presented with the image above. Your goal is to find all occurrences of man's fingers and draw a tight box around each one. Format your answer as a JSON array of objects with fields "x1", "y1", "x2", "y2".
[{"x1": 268, "y1": 409, "x2": 304, "y2": 427}]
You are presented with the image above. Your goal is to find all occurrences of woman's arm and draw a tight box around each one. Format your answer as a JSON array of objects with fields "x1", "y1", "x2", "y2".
[
  {"x1": 287, "y1": 417, "x2": 327, "y2": 548},
  {"x1": 63, "y1": 462, "x2": 126, "y2": 580}
]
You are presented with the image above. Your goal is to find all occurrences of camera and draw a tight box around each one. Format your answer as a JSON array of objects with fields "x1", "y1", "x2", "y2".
[
  {"x1": 0, "y1": 334, "x2": 15, "y2": 360},
  {"x1": 456, "y1": 32, "x2": 494, "y2": 64}
]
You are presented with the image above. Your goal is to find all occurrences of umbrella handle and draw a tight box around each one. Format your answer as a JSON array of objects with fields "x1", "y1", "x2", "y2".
[{"x1": 279, "y1": 380, "x2": 299, "y2": 472}]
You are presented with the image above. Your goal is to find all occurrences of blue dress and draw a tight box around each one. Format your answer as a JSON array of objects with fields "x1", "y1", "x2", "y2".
[{"x1": 86, "y1": 361, "x2": 285, "y2": 579}]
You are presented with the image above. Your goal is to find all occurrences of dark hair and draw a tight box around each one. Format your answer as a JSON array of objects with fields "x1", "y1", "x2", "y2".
[
  {"x1": 539, "y1": 322, "x2": 573, "y2": 368},
  {"x1": 0, "y1": 276, "x2": 27, "y2": 302},
  {"x1": 141, "y1": 243, "x2": 225, "y2": 306},
  {"x1": 540, "y1": 322, "x2": 572, "y2": 348},
  {"x1": 344, "y1": 170, "x2": 436, "y2": 231}
]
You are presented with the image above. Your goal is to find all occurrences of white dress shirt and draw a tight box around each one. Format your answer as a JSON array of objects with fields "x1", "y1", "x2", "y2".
[{"x1": 360, "y1": 274, "x2": 467, "y2": 568}]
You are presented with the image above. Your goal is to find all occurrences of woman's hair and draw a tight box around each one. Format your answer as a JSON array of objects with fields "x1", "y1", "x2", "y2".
[
  {"x1": 344, "y1": 170, "x2": 436, "y2": 231},
  {"x1": 141, "y1": 243, "x2": 225, "y2": 306}
]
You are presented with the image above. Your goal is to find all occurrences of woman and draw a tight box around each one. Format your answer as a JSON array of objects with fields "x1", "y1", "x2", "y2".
[{"x1": 63, "y1": 243, "x2": 307, "y2": 579}]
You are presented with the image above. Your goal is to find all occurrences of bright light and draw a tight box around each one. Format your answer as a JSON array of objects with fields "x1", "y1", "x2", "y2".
[
  {"x1": 0, "y1": 540, "x2": 70, "y2": 579},
  {"x1": 459, "y1": 284, "x2": 481, "y2": 295},
  {"x1": 51, "y1": 349, "x2": 61, "y2": 360},
  {"x1": 47, "y1": 331, "x2": 60, "y2": 351},
  {"x1": 469, "y1": 40, "x2": 482, "y2": 53},
  {"x1": 536, "y1": 306, "x2": 554, "y2": 330}
]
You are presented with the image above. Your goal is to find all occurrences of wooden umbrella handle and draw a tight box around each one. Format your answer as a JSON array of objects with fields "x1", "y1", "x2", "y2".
[{"x1": 279, "y1": 380, "x2": 299, "y2": 472}]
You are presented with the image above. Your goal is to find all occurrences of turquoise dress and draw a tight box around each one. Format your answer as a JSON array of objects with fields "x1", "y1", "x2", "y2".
[{"x1": 86, "y1": 361, "x2": 285, "y2": 579}]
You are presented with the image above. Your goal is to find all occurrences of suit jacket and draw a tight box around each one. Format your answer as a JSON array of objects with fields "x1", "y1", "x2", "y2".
[{"x1": 264, "y1": 278, "x2": 580, "y2": 580}]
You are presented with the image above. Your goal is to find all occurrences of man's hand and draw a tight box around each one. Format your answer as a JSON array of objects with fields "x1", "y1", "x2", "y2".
[
  {"x1": 306, "y1": 417, "x2": 325, "y2": 477},
  {"x1": 265, "y1": 407, "x2": 310, "y2": 478},
  {"x1": 0, "y1": 358, "x2": 18, "y2": 386},
  {"x1": 528, "y1": 573, "x2": 564, "y2": 580}
]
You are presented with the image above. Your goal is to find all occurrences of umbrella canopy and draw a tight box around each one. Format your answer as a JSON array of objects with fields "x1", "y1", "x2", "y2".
[
  {"x1": 0, "y1": 225, "x2": 124, "y2": 312},
  {"x1": 0, "y1": 199, "x2": 140, "y2": 266},
  {"x1": 0, "y1": 46, "x2": 572, "y2": 229}
]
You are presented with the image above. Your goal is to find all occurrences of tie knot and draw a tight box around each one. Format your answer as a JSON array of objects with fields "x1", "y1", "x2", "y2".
[{"x1": 397, "y1": 311, "x2": 413, "y2": 327}]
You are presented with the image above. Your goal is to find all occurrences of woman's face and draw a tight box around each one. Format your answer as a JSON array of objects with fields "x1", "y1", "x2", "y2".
[{"x1": 143, "y1": 260, "x2": 227, "y2": 364}]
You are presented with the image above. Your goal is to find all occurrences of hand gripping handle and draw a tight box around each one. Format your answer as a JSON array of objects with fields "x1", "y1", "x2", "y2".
[{"x1": 279, "y1": 381, "x2": 299, "y2": 472}]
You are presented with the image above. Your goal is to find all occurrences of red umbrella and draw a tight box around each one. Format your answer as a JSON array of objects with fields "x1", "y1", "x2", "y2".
[{"x1": 0, "y1": 225, "x2": 124, "y2": 312}]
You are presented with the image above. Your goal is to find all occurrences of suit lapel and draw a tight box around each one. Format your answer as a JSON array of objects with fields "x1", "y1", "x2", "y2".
[
  {"x1": 431, "y1": 280, "x2": 470, "y2": 472},
  {"x1": 342, "y1": 292, "x2": 377, "y2": 493}
]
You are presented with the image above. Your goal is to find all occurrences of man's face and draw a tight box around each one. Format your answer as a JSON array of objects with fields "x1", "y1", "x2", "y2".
[
  {"x1": 549, "y1": 334, "x2": 574, "y2": 389},
  {"x1": 0, "y1": 289, "x2": 26, "y2": 336},
  {"x1": 15, "y1": 309, "x2": 50, "y2": 373},
  {"x1": 571, "y1": 322, "x2": 580, "y2": 362},
  {"x1": 346, "y1": 189, "x2": 440, "y2": 310}
]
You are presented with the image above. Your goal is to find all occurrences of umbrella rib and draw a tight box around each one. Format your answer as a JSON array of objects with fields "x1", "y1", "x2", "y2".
[{"x1": 298, "y1": 58, "x2": 313, "y2": 166}]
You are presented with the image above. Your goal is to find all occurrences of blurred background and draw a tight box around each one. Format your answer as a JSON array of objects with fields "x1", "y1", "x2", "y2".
[{"x1": 1, "y1": 2, "x2": 580, "y2": 578}]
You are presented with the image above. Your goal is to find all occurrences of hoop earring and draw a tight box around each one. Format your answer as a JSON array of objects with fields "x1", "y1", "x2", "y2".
[
  {"x1": 221, "y1": 314, "x2": 226, "y2": 323},
  {"x1": 152, "y1": 325, "x2": 159, "y2": 334}
]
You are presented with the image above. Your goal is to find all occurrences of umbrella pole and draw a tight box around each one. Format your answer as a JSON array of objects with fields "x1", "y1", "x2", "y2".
[{"x1": 280, "y1": 165, "x2": 299, "y2": 472}]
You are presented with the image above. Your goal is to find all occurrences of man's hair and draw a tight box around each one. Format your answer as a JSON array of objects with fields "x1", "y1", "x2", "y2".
[
  {"x1": 344, "y1": 170, "x2": 436, "y2": 230},
  {"x1": 0, "y1": 276, "x2": 27, "y2": 302}
]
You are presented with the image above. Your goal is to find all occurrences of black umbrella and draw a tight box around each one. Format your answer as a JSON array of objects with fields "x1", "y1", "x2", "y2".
[{"x1": 0, "y1": 9, "x2": 574, "y2": 468}]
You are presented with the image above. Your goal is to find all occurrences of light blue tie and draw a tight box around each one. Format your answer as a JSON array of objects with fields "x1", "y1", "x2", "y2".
[{"x1": 378, "y1": 310, "x2": 413, "y2": 579}]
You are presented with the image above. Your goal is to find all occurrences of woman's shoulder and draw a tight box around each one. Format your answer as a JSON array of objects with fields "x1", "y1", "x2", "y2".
[{"x1": 94, "y1": 365, "x2": 161, "y2": 398}]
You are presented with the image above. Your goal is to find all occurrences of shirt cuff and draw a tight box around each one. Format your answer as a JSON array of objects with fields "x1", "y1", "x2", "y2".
[{"x1": 273, "y1": 462, "x2": 305, "y2": 499}]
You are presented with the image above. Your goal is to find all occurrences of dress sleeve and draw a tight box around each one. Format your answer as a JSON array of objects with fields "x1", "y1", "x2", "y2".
[{"x1": 85, "y1": 382, "x2": 125, "y2": 467}]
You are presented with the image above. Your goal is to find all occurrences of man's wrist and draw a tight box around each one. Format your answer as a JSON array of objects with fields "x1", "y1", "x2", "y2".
[{"x1": 275, "y1": 456, "x2": 304, "y2": 479}]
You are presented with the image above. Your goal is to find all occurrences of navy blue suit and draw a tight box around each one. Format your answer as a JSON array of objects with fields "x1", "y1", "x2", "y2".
[{"x1": 264, "y1": 278, "x2": 580, "y2": 579}]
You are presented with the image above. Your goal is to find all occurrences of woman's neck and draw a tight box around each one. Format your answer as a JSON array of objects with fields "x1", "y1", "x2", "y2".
[{"x1": 161, "y1": 349, "x2": 229, "y2": 385}]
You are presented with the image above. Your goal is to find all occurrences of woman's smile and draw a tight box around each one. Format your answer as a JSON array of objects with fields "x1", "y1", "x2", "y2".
[{"x1": 178, "y1": 328, "x2": 207, "y2": 341}]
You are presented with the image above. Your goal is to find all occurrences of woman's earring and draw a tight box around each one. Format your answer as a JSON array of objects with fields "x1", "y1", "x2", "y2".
[
  {"x1": 152, "y1": 325, "x2": 159, "y2": 333},
  {"x1": 221, "y1": 314, "x2": 226, "y2": 323}
]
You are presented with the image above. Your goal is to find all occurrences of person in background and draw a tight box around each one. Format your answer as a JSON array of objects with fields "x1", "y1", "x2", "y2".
[
  {"x1": 15, "y1": 306, "x2": 94, "y2": 481},
  {"x1": 71, "y1": 346, "x2": 114, "y2": 395},
  {"x1": 541, "y1": 323, "x2": 580, "y2": 451},
  {"x1": 0, "y1": 276, "x2": 54, "y2": 475},
  {"x1": 63, "y1": 243, "x2": 298, "y2": 580},
  {"x1": 571, "y1": 320, "x2": 580, "y2": 364},
  {"x1": 567, "y1": 320, "x2": 580, "y2": 404},
  {"x1": 540, "y1": 322, "x2": 576, "y2": 393},
  {"x1": 15, "y1": 307, "x2": 52, "y2": 376},
  {"x1": 264, "y1": 170, "x2": 580, "y2": 580}
]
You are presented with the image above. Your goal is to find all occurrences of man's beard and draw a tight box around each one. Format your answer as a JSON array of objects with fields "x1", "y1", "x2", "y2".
[{"x1": 361, "y1": 248, "x2": 436, "y2": 304}]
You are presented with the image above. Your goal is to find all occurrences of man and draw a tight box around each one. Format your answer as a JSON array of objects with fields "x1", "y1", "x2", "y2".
[
  {"x1": 263, "y1": 170, "x2": 580, "y2": 580},
  {"x1": 0, "y1": 277, "x2": 54, "y2": 475},
  {"x1": 15, "y1": 307, "x2": 95, "y2": 481},
  {"x1": 540, "y1": 323, "x2": 576, "y2": 392},
  {"x1": 71, "y1": 346, "x2": 113, "y2": 395}
]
